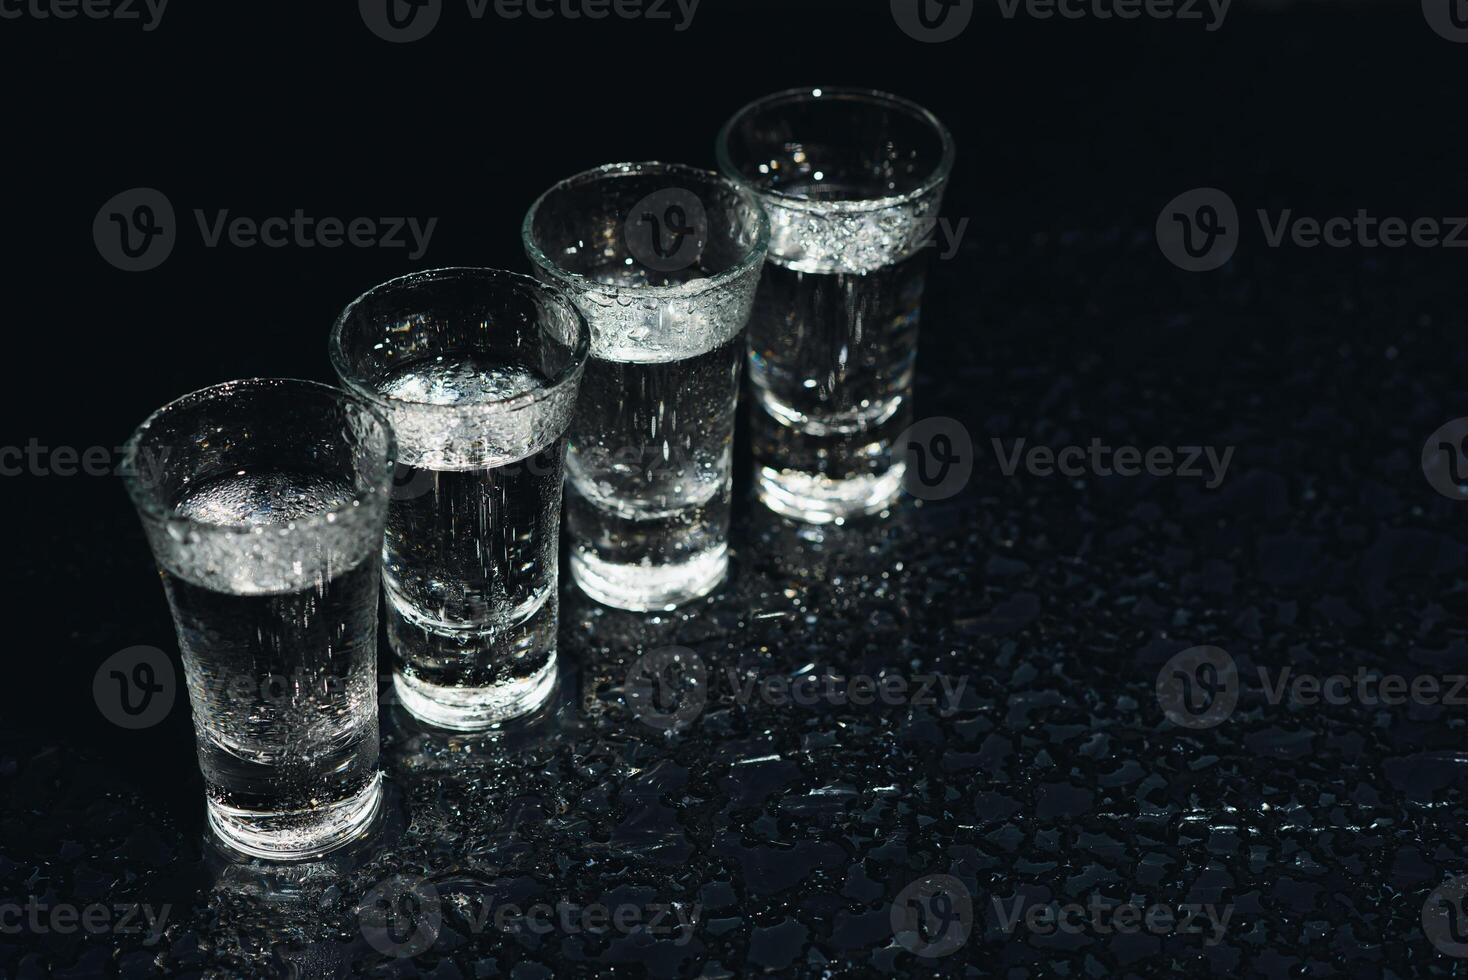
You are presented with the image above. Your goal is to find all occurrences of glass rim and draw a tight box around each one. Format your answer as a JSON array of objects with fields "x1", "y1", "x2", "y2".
[
  {"x1": 328, "y1": 266, "x2": 591, "y2": 414},
  {"x1": 520, "y1": 161, "x2": 771, "y2": 300},
  {"x1": 121, "y1": 377, "x2": 398, "y2": 538},
  {"x1": 714, "y1": 86, "x2": 957, "y2": 214}
]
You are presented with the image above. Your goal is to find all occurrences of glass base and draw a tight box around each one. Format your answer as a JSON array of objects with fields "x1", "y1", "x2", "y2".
[
  {"x1": 570, "y1": 543, "x2": 728, "y2": 612},
  {"x1": 206, "y1": 771, "x2": 382, "y2": 861},
  {"x1": 392, "y1": 656, "x2": 558, "y2": 731},
  {"x1": 757, "y1": 463, "x2": 906, "y2": 524}
]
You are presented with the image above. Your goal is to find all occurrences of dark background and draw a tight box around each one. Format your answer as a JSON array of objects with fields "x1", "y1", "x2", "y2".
[{"x1": 7, "y1": 0, "x2": 1468, "y2": 976}]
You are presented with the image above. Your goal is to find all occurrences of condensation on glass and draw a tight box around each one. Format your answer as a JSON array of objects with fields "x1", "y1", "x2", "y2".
[
  {"x1": 122, "y1": 379, "x2": 396, "y2": 860},
  {"x1": 523, "y1": 162, "x2": 768, "y2": 610},
  {"x1": 330, "y1": 268, "x2": 587, "y2": 731},
  {"x1": 717, "y1": 87, "x2": 956, "y2": 523}
]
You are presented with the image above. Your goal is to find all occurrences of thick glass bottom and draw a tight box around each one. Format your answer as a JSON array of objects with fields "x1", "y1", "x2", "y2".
[
  {"x1": 570, "y1": 542, "x2": 728, "y2": 612},
  {"x1": 757, "y1": 463, "x2": 906, "y2": 524},
  {"x1": 392, "y1": 655, "x2": 558, "y2": 731},
  {"x1": 206, "y1": 770, "x2": 382, "y2": 861},
  {"x1": 384, "y1": 584, "x2": 559, "y2": 731}
]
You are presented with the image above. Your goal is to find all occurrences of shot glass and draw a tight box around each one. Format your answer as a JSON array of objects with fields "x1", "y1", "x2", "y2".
[
  {"x1": 121, "y1": 379, "x2": 396, "y2": 860},
  {"x1": 716, "y1": 87, "x2": 956, "y2": 523},
  {"x1": 330, "y1": 268, "x2": 588, "y2": 731},
  {"x1": 522, "y1": 162, "x2": 768, "y2": 611}
]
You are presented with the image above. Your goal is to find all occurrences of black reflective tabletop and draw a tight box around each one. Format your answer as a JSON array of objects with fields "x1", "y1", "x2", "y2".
[{"x1": 5, "y1": 2, "x2": 1468, "y2": 977}]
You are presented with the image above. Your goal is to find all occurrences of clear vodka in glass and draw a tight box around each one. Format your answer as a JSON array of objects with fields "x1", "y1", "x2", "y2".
[
  {"x1": 718, "y1": 87, "x2": 955, "y2": 523},
  {"x1": 122, "y1": 379, "x2": 396, "y2": 859},
  {"x1": 523, "y1": 162, "x2": 767, "y2": 610},
  {"x1": 331, "y1": 268, "x2": 587, "y2": 730}
]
